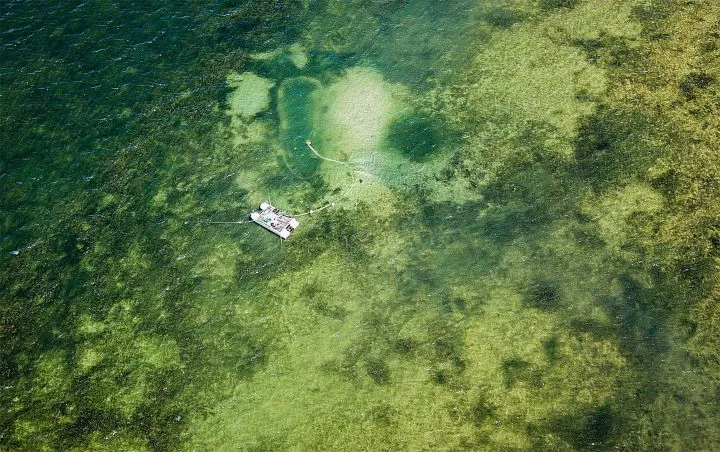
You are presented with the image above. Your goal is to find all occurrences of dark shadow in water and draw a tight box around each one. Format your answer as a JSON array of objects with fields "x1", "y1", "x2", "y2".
[
  {"x1": 365, "y1": 357, "x2": 391, "y2": 385},
  {"x1": 479, "y1": 7, "x2": 526, "y2": 29},
  {"x1": 538, "y1": 0, "x2": 581, "y2": 11},
  {"x1": 679, "y1": 72, "x2": 716, "y2": 100},
  {"x1": 573, "y1": 34, "x2": 643, "y2": 69},
  {"x1": 542, "y1": 336, "x2": 562, "y2": 363},
  {"x1": 468, "y1": 394, "x2": 497, "y2": 426},
  {"x1": 297, "y1": 203, "x2": 379, "y2": 261},
  {"x1": 480, "y1": 164, "x2": 569, "y2": 242},
  {"x1": 319, "y1": 282, "x2": 471, "y2": 390},
  {"x1": 392, "y1": 337, "x2": 420, "y2": 356},
  {"x1": 573, "y1": 105, "x2": 672, "y2": 191},
  {"x1": 599, "y1": 273, "x2": 671, "y2": 362},
  {"x1": 543, "y1": 403, "x2": 617, "y2": 450},
  {"x1": 501, "y1": 357, "x2": 543, "y2": 388},
  {"x1": 387, "y1": 113, "x2": 441, "y2": 160},
  {"x1": 394, "y1": 196, "x2": 502, "y2": 313},
  {"x1": 551, "y1": 265, "x2": 717, "y2": 447},
  {"x1": 521, "y1": 277, "x2": 563, "y2": 311}
]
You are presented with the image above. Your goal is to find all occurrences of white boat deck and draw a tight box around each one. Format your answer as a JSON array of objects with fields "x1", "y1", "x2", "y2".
[{"x1": 249, "y1": 202, "x2": 299, "y2": 239}]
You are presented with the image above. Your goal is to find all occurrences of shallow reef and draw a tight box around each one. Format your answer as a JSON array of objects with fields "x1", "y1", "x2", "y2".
[{"x1": 1, "y1": 0, "x2": 720, "y2": 450}]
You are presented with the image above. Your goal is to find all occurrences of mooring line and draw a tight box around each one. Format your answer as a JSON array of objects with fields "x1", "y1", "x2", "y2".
[
  {"x1": 205, "y1": 220, "x2": 250, "y2": 224},
  {"x1": 294, "y1": 202, "x2": 335, "y2": 217},
  {"x1": 205, "y1": 141, "x2": 363, "y2": 227},
  {"x1": 305, "y1": 140, "x2": 347, "y2": 165}
]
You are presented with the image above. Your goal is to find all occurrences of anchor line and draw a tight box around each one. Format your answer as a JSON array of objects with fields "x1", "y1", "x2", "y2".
[
  {"x1": 305, "y1": 140, "x2": 365, "y2": 202},
  {"x1": 294, "y1": 202, "x2": 335, "y2": 217},
  {"x1": 205, "y1": 141, "x2": 364, "y2": 226},
  {"x1": 305, "y1": 140, "x2": 347, "y2": 165}
]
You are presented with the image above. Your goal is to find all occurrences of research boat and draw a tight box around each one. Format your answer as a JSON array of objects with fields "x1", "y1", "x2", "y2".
[{"x1": 249, "y1": 202, "x2": 299, "y2": 239}]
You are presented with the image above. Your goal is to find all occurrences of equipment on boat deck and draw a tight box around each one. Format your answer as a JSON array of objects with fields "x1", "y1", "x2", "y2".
[{"x1": 249, "y1": 202, "x2": 299, "y2": 239}]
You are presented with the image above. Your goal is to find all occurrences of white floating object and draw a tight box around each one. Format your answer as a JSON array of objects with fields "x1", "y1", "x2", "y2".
[{"x1": 249, "y1": 202, "x2": 299, "y2": 239}]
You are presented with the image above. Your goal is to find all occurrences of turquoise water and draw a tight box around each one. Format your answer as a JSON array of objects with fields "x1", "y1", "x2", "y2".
[{"x1": 2, "y1": 1, "x2": 720, "y2": 450}]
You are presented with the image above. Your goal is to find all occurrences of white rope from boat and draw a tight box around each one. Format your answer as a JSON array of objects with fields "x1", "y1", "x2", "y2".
[
  {"x1": 206, "y1": 140, "x2": 363, "y2": 227},
  {"x1": 205, "y1": 220, "x2": 250, "y2": 224},
  {"x1": 305, "y1": 140, "x2": 365, "y2": 202},
  {"x1": 305, "y1": 140, "x2": 347, "y2": 165},
  {"x1": 294, "y1": 202, "x2": 335, "y2": 217},
  {"x1": 205, "y1": 202, "x2": 335, "y2": 226}
]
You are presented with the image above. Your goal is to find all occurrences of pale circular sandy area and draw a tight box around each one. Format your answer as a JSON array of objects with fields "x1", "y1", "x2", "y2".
[{"x1": 317, "y1": 67, "x2": 406, "y2": 158}]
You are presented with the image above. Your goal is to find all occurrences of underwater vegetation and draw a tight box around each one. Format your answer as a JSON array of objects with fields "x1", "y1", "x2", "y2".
[
  {"x1": 573, "y1": 105, "x2": 670, "y2": 190},
  {"x1": 538, "y1": 0, "x2": 581, "y2": 11},
  {"x1": 479, "y1": 7, "x2": 526, "y2": 29},
  {"x1": 2, "y1": 0, "x2": 720, "y2": 450},
  {"x1": 521, "y1": 278, "x2": 562, "y2": 311},
  {"x1": 386, "y1": 113, "x2": 441, "y2": 160}
]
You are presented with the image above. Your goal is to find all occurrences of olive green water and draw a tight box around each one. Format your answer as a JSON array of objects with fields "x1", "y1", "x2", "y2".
[{"x1": 2, "y1": 0, "x2": 720, "y2": 450}]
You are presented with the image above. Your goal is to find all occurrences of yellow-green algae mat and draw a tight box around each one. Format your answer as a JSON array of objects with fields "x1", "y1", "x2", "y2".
[
  {"x1": 182, "y1": 1, "x2": 718, "y2": 450},
  {"x1": 6, "y1": 0, "x2": 720, "y2": 450}
]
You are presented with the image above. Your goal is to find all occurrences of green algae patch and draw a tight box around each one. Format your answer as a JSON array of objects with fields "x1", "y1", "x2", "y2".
[
  {"x1": 77, "y1": 313, "x2": 107, "y2": 335},
  {"x1": 183, "y1": 219, "x2": 629, "y2": 450},
  {"x1": 135, "y1": 336, "x2": 182, "y2": 369},
  {"x1": 250, "y1": 42, "x2": 309, "y2": 70},
  {"x1": 582, "y1": 183, "x2": 663, "y2": 255},
  {"x1": 464, "y1": 28, "x2": 605, "y2": 144},
  {"x1": 83, "y1": 431, "x2": 149, "y2": 451},
  {"x1": 430, "y1": 0, "x2": 642, "y2": 180},
  {"x1": 224, "y1": 71, "x2": 277, "y2": 150},
  {"x1": 31, "y1": 350, "x2": 72, "y2": 401},
  {"x1": 77, "y1": 347, "x2": 103, "y2": 371}
]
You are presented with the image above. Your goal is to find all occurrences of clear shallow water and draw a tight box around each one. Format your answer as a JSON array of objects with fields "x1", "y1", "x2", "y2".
[{"x1": 2, "y1": 0, "x2": 719, "y2": 450}]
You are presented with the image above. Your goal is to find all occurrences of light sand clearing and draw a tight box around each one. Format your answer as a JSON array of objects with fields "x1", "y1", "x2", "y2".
[
  {"x1": 250, "y1": 42, "x2": 309, "y2": 69},
  {"x1": 310, "y1": 68, "x2": 408, "y2": 210},
  {"x1": 317, "y1": 67, "x2": 405, "y2": 157},
  {"x1": 286, "y1": 43, "x2": 309, "y2": 69},
  {"x1": 226, "y1": 71, "x2": 275, "y2": 118}
]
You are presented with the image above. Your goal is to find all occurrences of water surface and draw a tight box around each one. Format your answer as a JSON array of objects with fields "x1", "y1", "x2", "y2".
[{"x1": 2, "y1": 0, "x2": 719, "y2": 449}]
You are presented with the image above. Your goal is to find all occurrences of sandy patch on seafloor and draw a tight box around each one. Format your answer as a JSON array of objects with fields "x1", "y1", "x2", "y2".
[
  {"x1": 269, "y1": 67, "x2": 407, "y2": 211},
  {"x1": 316, "y1": 67, "x2": 406, "y2": 158},
  {"x1": 226, "y1": 71, "x2": 275, "y2": 118},
  {"x1": 250, "y1": 42, "x2": 309, "y2": 70}
]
